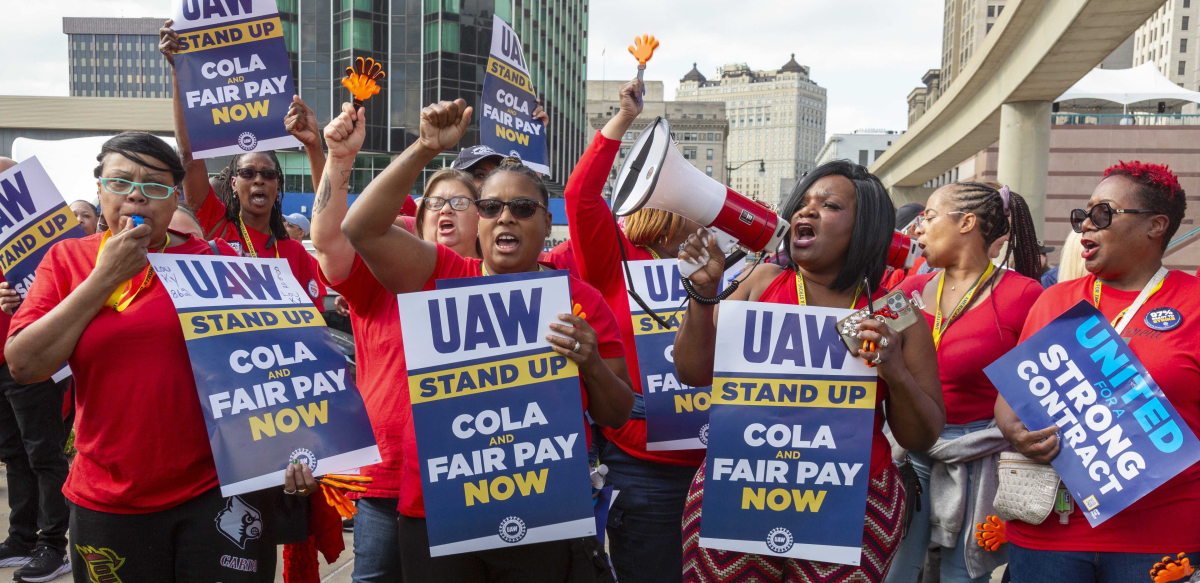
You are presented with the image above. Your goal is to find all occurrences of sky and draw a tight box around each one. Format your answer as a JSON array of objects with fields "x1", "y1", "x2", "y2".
[{"x1": 0, "y1": 0, "x2": 943, "y2": 136}]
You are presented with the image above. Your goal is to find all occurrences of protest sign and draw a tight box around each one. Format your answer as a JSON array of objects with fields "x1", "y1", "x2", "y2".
[
  {"x1": 699, "y1": 301, "x2": 876, "y2": 565},
  {"x1": 397, "y1": 270, "x2": 594, "y2": 556},
  {"x1": 0, "y1": 157, "x2": 87, "y2": 299},
  {"x1": 480, "y1": 14, "x2": 549, "y2": 174},
  {"x1": 985, "y1": 300, "x2": 1200, "y2": 526},
  {"x1": 171, "y1": 0, "x2": 301, "y2": 158},
  {"x1": 626, "y1": 259, "x2": 740, "y2": 450},
  {"x1": 149, "y1": 254, "x2": 379, "y2": 496}
]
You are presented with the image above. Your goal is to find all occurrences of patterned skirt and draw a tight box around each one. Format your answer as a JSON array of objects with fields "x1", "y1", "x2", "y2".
[{"x1": 682, "y1": 462, "x2": 906, "y2": 583}]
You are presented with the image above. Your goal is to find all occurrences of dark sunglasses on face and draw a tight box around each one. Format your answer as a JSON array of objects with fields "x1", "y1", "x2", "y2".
[
  {"x1": 425, "y1": 196, "x2": 474, "y2": 211},
  {"x1": 1069, "y1": 202, "x2": 1158, "y2": 233},
  {"x1": 474, "y1": 198, "x2": 546, "y2": 219},
  {"x1": 235, "y1": 168, "x2": 281, "y2": 181}
]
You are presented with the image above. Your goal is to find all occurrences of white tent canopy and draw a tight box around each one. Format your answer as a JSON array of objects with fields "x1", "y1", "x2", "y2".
[
  {"x1": 1057, "y1": 62, "x2": 1200, "y2": 106},
  {"x1": 11, "y1": 135, "x2": 178, "y2": 205}
]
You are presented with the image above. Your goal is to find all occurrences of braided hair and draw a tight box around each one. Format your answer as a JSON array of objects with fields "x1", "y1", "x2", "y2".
[
  {"x1": 947, "y1": 182, "x2": 1041, "y2": 280},
  {"x1": 483, "y1": 157, "x2": 549, "y2": 205},
  {"x1": 222, "y1": 152, "x2": 290, "y2": 241},
  {"x1": 1103, "y1": 161, "x2": 1187, "y2": 249}
]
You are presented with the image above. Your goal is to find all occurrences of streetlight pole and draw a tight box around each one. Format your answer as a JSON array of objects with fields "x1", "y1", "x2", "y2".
[{"x1": 726, "y1": 159, "x2": 766, "y2": 187}]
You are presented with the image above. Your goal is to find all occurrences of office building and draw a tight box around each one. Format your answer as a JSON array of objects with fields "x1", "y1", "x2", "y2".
[
  {"x1": 907, "y1": 0, "x2": 1007, "y2": 125},
  {"x1": 64, "y1": 17, "x2": 173, "y2": 99},
  {"x1": 1134, "y1": 0, "x2": 1198, "y2": 83},
  {"x1": 814, "y1": 129, "x2": 903, "y2": 167},
  {"x1": 63, "y1": 0, "x2": 588, "y2": 194},
  {"x1": 676, "y1": 56, "x2": 826, "y2": 206},
  {"x1": 586, "y1": 80, "x2": 728, "y2": 192}
]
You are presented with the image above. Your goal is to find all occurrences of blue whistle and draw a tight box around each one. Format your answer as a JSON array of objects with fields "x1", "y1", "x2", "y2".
[{"x1": 131, "y1": 215, "x2": 144, "y2": 227}]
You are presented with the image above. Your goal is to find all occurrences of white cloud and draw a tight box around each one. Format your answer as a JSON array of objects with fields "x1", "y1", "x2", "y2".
[{"x1": 586, "y1": 0, "x2": 943, "y2": 136}]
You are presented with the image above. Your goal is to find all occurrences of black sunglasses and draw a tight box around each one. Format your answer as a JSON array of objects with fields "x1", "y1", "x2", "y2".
[
  {"x1": 1070, "y1": 202, "x2": 1158, "y2": 233},
  {"x1": 425, "y1": 196, "x2": 473, "y2": 211},
  {"x1": 235, "y1": 168, "x2": 281, "y2": 181},
  {"x1": 474, "y1": 198, "x2": 546, "y2": 219}
]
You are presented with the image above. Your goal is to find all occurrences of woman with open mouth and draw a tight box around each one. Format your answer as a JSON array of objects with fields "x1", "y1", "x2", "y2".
[
  {"x1": 996, "y1": 161, "x2": 1200, "y2": 582},
  {"x1": 342, "y1": 98, "x2": 635, "y2": 583},
  {"x1": 413, "y1": 168, "x2": 482, "y2": 259},
  {"x1": 673, "y1": 160, "x2": 946, "y2": 583}
]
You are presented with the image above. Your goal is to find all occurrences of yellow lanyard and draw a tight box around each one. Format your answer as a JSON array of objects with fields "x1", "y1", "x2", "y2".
[
  {"x1": 97, "y1": 229, "x2": 170, "y2": 312},
  {"x1": 237, "y1": 212, "x2": 279, "y2": 259},
  {"x1": 932, "y1": 262, "x2": 995, "y2": 349},
  {"x1": 1092, "y1": 276, "x2": 1164, "y2": 327},
  {"x1": 795, "y1": 270, "x2": 860, "y2": 308},
  {"x1": 644, "y1": 247, "x2": 662, "y2": 260}
]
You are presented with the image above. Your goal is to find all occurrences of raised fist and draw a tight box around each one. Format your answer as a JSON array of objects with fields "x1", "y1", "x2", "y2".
[{"x1": 419, "y1": 99, "x2": 473, "y2": 152}]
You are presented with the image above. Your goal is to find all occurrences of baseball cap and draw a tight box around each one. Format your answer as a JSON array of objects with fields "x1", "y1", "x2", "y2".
[
  {"x1": 284, "y1": 213, "x2": 311, "y2": 234},
  {"x1": 895, "y1": 203, "x2": 925, "y2": 231},
  {"x1": 1038, "y1": 240, "x2": 1055, "y2": 254},
  {"x1": 452, "y1": 145, "x2": 505, "y2": 171}
]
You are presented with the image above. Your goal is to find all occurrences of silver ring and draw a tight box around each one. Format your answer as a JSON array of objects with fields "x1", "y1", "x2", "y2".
[
  {"x1": 872, "y1": 353, "x2": 883, "y2": 365},
  {"x1": 284, "y1": 487, "x2": 298, "y2": 495},
  {"x1": 572, "y1": 340, "x2": 581, "y2": 353},
  {"x1": 879, "y1": 337, "x2": 889, "y2": 349}
]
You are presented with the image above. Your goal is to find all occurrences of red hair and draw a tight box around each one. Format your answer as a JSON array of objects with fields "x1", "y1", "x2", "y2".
[{"x1": 1103, "y1": 160, "x2": 1182, "y2": 200}]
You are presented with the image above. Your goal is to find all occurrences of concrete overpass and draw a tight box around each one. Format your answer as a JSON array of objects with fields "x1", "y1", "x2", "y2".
[{"x1": 869, "y1": 0, "x2": 1165, "y2": 236}]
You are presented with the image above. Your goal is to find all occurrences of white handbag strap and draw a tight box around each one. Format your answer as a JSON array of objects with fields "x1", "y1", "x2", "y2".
[{"x1": 1114, "y1": 267, "x2": 1169, "y2": 334}]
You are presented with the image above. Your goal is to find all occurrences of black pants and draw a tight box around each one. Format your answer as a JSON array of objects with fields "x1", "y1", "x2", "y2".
[
  {"x1": 69, "y1": 487, "x2": 280, "y2": 583},
  {"x1": 397, "y1": 515, "x2": 571, "y2": 583},
  {"x1": 0, "y1": 363, "x2": 69, "y2": 552}
]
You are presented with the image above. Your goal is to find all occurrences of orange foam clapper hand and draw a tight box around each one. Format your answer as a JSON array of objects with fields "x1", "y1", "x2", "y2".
[
  {"x1": 628, "y1": 34, "x2": 659, "y2": 67},
  {"x1": 973, "y1": 515, "x2": 1007, "y2": 552},
  {"x1": 1150, "y1": 552, "x2": 1194, "y2": 583},
  {"x1": 341, "y1": 56, "x2": 386, "y2": 106}
]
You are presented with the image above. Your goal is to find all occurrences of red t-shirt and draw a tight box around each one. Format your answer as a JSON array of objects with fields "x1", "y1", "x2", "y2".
[
  {"x1": 397, "y1": 243, "x2": 626, "y2": 517},
  {"x1": 195, "y1": 188, "x2": 326, "y2": 308},
  {"x1": 565, "y1": 131, "x2": 706, "y2": 467},
  {"x1": 320, "y1": 255, "x2": 408, "y2": 500},
  {"x1": 1006, "y1": 270, "x2": 1200, "y2": 553},
  {"x1": 756, "y1": 269, "x2": 893, "y2": 479},
  {"x1": 0, "y1": 310, "x2": 10, "y2": 367},
  {"x1": 8, "y1": 232, "x2": 238, "y2": 513},
  {"x1": 898, "y1": 270, "x2": 1043, "y2": 424},
  {"x1": 883, "y1": 256, "x2": 927, "y2": 291},
  {"x1": 540, "y1": 240, "x2": 579, "y2": 278}
]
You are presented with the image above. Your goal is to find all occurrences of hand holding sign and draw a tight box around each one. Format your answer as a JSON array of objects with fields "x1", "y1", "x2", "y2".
[
  {"x1": 159, "y1": 20, "x2": 179, "y2": 66},
  {"x1": 1004, "y1": 419, "x2": 1060, "y2": 464},
  {"x1": 284, "y1": 96, "x2": 322, "y2": 149},
  {"x1": 419, "y1": 99, "x2": 473, "y2": 152},
  {"x1": 0, "y1": 283, "x2": 18, "y2": 316}
]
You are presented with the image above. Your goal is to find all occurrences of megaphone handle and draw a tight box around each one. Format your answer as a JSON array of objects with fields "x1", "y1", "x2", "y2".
[{"x1": 637, "y1": 66, "x2": 646, "y2": 103}]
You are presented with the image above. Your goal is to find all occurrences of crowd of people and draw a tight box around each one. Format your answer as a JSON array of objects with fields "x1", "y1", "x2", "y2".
[{"x1": 0, "y1": 19, "x2": 1195, "y2": 583}]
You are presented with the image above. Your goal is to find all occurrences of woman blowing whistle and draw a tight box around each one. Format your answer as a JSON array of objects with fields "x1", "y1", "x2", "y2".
[{"x1": 341, "y1": 98, "x2": 634, "y2": 583}]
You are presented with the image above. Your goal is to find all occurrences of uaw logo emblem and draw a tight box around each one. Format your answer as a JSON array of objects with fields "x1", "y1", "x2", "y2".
[
  {"x1": 237, "y1": 132, "x2": 258, "y2": 151},
  {"x1": 291, "y1": 447, "x2": 318, "y2": 473},
  {"x1": 699, "y1": 423, "x2": 710, "y2": 446},
  {"x1": 75, "y1": 545, "x2": 125, "y2": 583},
  {"x1": 766, "y1": 527, "x2": 794, "y2": 554},
  {"x1": 498, "y1": 516, "x2": 527, "y2": 543},
  {"x1": 215, "y1": 496, "x2": 263, "y2": 550}
]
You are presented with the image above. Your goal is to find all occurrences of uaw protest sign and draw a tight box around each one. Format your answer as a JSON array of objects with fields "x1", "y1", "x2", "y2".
[
  {"x1": 398, "y1": 270, "x2": 594, "y2": 556},
  {"x1": 171, "y1": 0, "x2": 301, "y2": 157},
  {"x1": 480, "y1": 14, "x2": 549, "y2": 174},
  {"x1": 700, "y1": 301, "x2": 876, "y2": 566},
  {"x1": 985, "y1": 301, "x2": 1200, "y2": 526},
  {"x1": 627, "y1": 258, "x2": 741, "y2": 450},
  {"x1": 150, "y1": 254, "x2": 380, "y2": 496},
  {"x1": 0, "y1": 157, "x2": 86, "y2": 299}
]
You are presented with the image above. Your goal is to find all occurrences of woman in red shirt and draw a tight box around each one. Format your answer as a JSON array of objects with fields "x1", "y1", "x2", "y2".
[
  {"x1": 886, "y1": 184, "x2": 1044, "y2": 583},
  {"x1": 4, "y1": 133, "x2": 317, "y2": 582},
  {"x1": 997, "y1": 162, "x2": 1200, "y2": 582},
  {"x1": 563, "y1": 78, "x2": 705, "y2": 583},
  {"x1": 674, "y1": 160, "x2": 945, "y2": 583},
  {"x1": 159, "y1": 22, "x2": 326, "y2": 309},
  {"x1": 342, "y1": 98, "x2": 635, "y2": 583}
]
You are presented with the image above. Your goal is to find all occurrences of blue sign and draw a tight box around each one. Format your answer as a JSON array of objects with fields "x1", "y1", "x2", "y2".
[
  {"x1": 626, "y1": 259, "x2": 741, "y2": 450},
  {"x1": 984, "y1": 300, "x2": 1200, "y2": 526},
  {"x1": 171, "y1": 0, "x2": 302, "y2": 158},
  {"x1": 149, "y1": 254, "x2": 380, "y2": 496},
  {"x1": 0, "y1": 157, "x2": 86, "y2": 299},
  {"x1": 699, "y1": 301, "x2": 877, "y2": 566},
  {"x1": 480, "y1": 15, "x2": 548, "y2": 175},
  {"x1": 399, "y1": 271, "x2": 594, "y2": 556}
]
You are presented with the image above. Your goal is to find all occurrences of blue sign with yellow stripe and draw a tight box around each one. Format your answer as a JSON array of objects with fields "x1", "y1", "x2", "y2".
[
  {"x1": 0, "y1": 157, "x2": 86, "y2": 299},
  {"x1": 398, "y1": 270, "x2": 594, "y2": 556},
  {"x1": 480, "y1": 14, "x2": 548, "y2": 174},
  {"x1": 149, "y1": 254, "x2": 379, "y2": 496},
  {"x1": 699, "y1": 301, "x2": 877, "y2": 566}
]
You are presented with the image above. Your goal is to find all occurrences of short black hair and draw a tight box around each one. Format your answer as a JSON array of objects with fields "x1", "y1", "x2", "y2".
[
  {"x1": 778, "y1": 160, "x2": 895, "y2": 293},
  {"x1": 93, "y1": 132, "x2": 185, "y2": 185},
  {"x1": 482, "y1": 158, "x2": 549, "y2": 205}
]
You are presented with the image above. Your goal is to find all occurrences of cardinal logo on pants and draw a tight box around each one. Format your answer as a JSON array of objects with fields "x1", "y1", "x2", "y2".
[{"x1": 215, "y1": 496, "x2": 263, "y2": 549}]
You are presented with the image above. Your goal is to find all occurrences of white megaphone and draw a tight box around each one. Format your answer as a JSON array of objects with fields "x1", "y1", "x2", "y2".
[{"x1": 610, "y1": 117, "x2": 789, "y2": 278}]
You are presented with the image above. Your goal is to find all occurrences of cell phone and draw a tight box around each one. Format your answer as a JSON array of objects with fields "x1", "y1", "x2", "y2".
[{"x1": 836, "y1": 290, "x2": 923, "y2": 353}]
